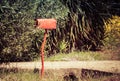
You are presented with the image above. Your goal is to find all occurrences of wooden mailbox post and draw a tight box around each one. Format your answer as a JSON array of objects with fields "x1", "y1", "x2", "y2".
[{"x1": 35, "y1": 19, "x2": 57, "y2": 78}]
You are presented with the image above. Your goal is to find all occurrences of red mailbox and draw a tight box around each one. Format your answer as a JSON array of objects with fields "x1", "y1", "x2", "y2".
[
  {"x1": 36, "y1": 19, "x2": 56, "y2": 29},
  {"x1": 35, "y1": 19, "x2": 57, "y2": 79}
]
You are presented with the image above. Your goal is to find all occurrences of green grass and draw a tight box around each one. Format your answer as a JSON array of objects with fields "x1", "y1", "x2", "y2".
[
  {"x1": 44, "y1": 51, "x2": 112, "y2": 61},
  {"x1": 0, "y1": 68, "x2": 65, "y2": 81},
  {"x1": 0, "y1": 68, "x2": 119, "y2": 81},
  {"x1": 0, "y1": 69, "x2": 39, "y2": 81}
]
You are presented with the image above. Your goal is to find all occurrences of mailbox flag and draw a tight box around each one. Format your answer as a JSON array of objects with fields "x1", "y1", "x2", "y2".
[{"x1": 36, "y1": 19, "x2": 56, "y2": 29}]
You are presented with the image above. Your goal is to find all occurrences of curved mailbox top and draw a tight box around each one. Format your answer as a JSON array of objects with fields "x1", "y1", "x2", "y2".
[{"x1": 36, "y1": 19, "x2": 57, "y2": 29}]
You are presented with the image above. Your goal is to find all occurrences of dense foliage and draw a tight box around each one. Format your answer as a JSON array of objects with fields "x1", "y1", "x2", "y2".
[
  {"x1": 104, "y1": 16, "x2": 120, "y2": 49},
  {"x1": 0, "y1": 0, "x2": 68, "y2": 62},
  {"x1": 47, "y1": 0, "x2": 120, "y2": 55},
  {"x1": 0, "y1": 0, "x2": 39, "y2": 62},
  {"x1": 0, "y1": 0, "x2": 119, "y2": 62}
]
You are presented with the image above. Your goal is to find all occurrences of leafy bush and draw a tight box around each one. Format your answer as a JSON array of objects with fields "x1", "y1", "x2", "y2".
[
  {"x1": 104, "y1": 16, "x2": 120, "y2": 49},
  {"x1": 0, "y1": 0, "x2": 68, "y2": 62},
  {"x1": 0, "y1": 0, "x2": 120, "y2": 62},
  {"x1": 0, "y1": 0, "x2": 40, "y2": 62}
]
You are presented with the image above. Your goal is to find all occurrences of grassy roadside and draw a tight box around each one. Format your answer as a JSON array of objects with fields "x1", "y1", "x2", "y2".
[
  {"x1": 0, "y1": 51, "x2": 119, "y2": 81},
  {"x1": 44, "y1": 51, "x2": 116, "y2": 61},
  {"x1": 0, "y1": 68, "x2": 119, "y2": 81}
]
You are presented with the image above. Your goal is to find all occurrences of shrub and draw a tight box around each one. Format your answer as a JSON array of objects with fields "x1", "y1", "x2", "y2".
[
  {"x1": 104, "y1": 16, "x2": 120, "y2": 49},
  {"x1": 0, "y1": 0, "x2": 40, "y2": 63}
]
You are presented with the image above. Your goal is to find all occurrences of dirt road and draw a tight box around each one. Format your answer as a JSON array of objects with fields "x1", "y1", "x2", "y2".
[{"x1": 0, "y1": 61, "x2": 120, "y2": 73}]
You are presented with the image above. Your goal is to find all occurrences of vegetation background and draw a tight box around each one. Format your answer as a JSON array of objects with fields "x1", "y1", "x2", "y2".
[{"x1": 0, "y1": 0, "x2": 120, "y2": 63}]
